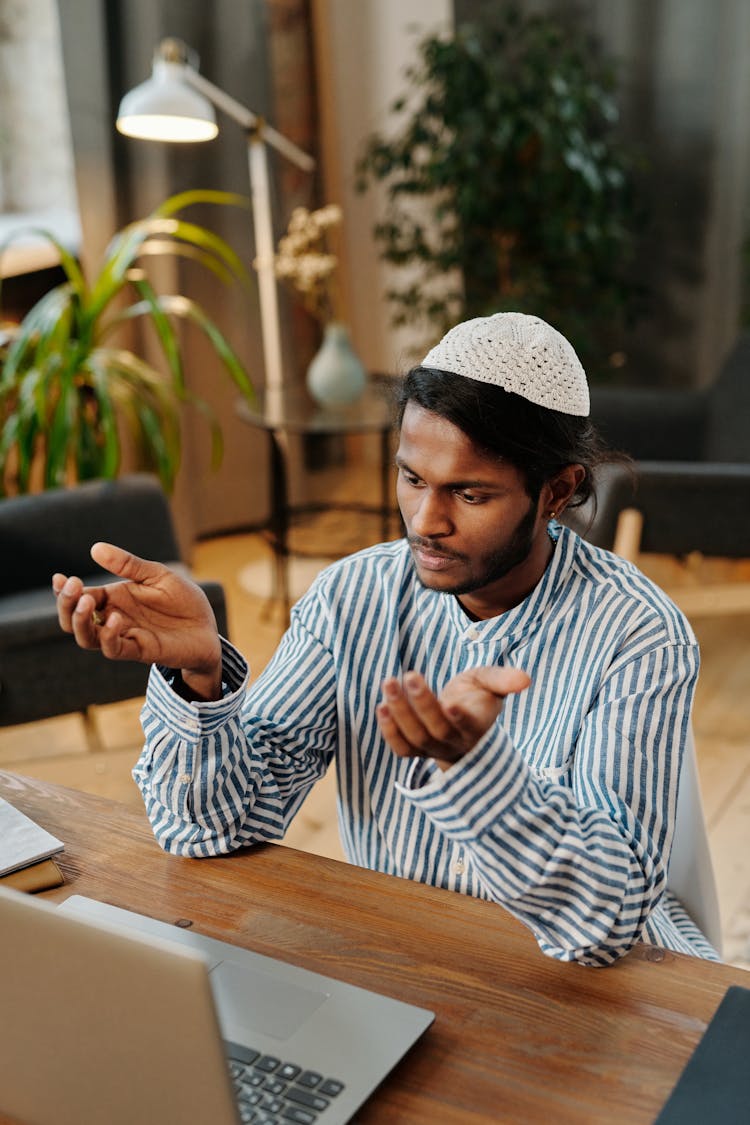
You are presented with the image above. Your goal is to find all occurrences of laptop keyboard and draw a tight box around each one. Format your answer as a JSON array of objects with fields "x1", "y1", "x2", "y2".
[{"x1": 226, "y1": 1041, "x2": 346, "y2": 1124}]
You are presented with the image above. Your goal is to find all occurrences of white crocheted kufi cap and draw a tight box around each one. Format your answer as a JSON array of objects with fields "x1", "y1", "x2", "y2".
[{"x1": 420, "y1": 312, "x2": 590, "y2": 417}]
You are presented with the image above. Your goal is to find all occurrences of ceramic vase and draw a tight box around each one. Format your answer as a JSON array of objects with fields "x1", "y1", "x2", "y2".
[{"x1": 306, "y1": 322, "x2": 366, "y2": 407}]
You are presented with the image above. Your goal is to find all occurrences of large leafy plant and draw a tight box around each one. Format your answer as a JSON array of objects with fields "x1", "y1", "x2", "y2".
[
  {"x1": 0, "y1": 190, "x2": 255, "y2": 495},
  {"x1": 355, "y1": 6, "x2": 645, "y2": 376}
]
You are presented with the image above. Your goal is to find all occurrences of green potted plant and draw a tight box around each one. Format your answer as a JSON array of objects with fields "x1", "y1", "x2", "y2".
[
  {"x1": 355, "y1": 5, "x2": 645, "y2": 377},
  {"x1": 0, "y1": 189, "x2": 255, "y2": 495}
]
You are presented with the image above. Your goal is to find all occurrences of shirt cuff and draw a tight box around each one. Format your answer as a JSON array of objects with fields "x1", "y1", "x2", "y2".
[
  {"x1": 146, "y1": 637, "x2": 250, "y2": 738},
  {"x1": 396, "y1": 725, "x2": 530, "y2": 840}
]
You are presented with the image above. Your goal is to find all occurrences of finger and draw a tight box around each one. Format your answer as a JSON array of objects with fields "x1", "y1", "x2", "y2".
[
  {"x1": 55, "y1": 575, "x2": 85, "y2": 632},
  {"x1": 471, "y1": 666, "x2": 531, "y2": 699},
  {"x1": 70, "y1": 592, "x2": 102, "y2": 649},
  {"x1": 97, "y1": 612, "x2": 140, "y2": 662},
  {"x1": 375, "y1": 703, "x2": 421, "y2": 759},
  {"x1": 55, "y1": 574, "x2": 110, "y2": 631},
  {"x1": 90, "y1": 541, "x2": 169, "y2": 585},
  {"x1": 381, "y1": 677, "x2": 459, "y2": 754},
  {"x1": 402, "y1": 672, "x2": 459, "y2": 743},
  {"x1": 380, "y1": 678, "x2": 428, "y2": 747},
  {"x1": 52, "y1": 572, "x2": 68, "y2": 595}
]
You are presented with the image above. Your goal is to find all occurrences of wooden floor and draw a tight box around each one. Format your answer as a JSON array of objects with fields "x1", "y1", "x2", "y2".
[{"x1": 1, "y1": 526, "x2": 749, "y2": 971}]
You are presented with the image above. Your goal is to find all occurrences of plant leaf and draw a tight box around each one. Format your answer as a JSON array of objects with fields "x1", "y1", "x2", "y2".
[
  {"x1": 133, "y1": 239, "x2": 236, "y2": 287},
  {"x1": 126, "y1": 272, "x2": 185, "y2": 393},
  {"x1": 145, "y1": 217, "x2": 251, "y2": 286},
  {"x1": 1, "y1": 286, "x2": 74, "y2": 385},
  {"x1": 0, "y1": 230, "x2": 86, "y2": 310},
  {"x1": 82, "y1": 358, "x2": 121, "y2": 479},
  {"x1": 153, "y1": 294, "x2": 256, "y2": 400},
  {"x1": 45, "y1": 372, "x2": 77, "y2": 488},
  {"x1": 153, "y1": 188, "x2": 251, "y2": 218},
  {"x1": 2, "y1": 190, "x2": 256, "y2": 491},
  {"x1": 91, "y1": 348, "x2": 182, "y2": 491}
]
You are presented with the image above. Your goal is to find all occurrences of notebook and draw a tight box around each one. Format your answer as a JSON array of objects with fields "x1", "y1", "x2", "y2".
[
  {"x1": 0, "y1": 795, "x2": 64, "y2": 876},
  {"x1": 0, "y1": 887, "x2": 434, "y2": 1125},
  {"x1": 654, "y1": 984, "x2": 750, "y2": 1124}
]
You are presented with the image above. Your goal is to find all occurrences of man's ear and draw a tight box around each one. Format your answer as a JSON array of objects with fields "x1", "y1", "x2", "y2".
[{"x1": 541, "y1": 464, "x2": 586, "y2": 517}]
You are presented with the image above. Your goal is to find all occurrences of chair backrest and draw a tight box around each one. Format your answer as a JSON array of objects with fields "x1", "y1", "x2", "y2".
[
  {"x1": 668, "y1": 725, "x2": 723, "y2": 955},
  {"x1": 589, "y1": 384, "x2": 707, "y2": 462},
  {"x1": 0, "y1": 474, "x2": 182, "y2": 593},
  {"x1": 559, "y1": 461, "x2": 636, "y2": 551},
  {"x1": 0, "y1": 473, "x2": 229, "y2": 726},
  {"x1": 703, "y1": 331, "x2": 750, "y2": 463},
  {"x1": 631, "y1": 462, "x2": 750, "y2": 559}
]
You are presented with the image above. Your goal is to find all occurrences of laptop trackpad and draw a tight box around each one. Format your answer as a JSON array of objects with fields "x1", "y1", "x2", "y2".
[{"x1": 210, "y1": 959, "x2": 329, "y2": 1041}]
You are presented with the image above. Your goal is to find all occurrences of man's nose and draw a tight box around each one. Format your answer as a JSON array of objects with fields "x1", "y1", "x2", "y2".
[{"x1": 410, "y1": 490, "x2": 452, "y2": 538}]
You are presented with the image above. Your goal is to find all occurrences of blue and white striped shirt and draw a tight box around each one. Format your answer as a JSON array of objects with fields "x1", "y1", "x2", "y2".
[{"x1": 134, "y1": 523, "x2": 716, "y2": 966}]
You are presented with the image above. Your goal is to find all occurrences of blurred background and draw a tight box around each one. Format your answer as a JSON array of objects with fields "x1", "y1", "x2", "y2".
[{"x1": 3, "y1": 0, "x2": 750, "y2": 540}]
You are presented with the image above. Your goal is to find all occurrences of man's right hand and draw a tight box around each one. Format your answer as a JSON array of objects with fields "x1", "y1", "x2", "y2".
[{"x1": 53, "y1": 541, "x2": 224, "y2": 701}]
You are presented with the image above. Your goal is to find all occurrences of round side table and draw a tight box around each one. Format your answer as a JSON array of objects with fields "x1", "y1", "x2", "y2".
[{"x1": 235, "y1": 381, "x2": 398, "y2": 622}]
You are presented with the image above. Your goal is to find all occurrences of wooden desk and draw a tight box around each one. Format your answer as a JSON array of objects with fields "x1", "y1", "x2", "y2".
[{"x1": 2, "y1": 768, "x2": 748, "y2": 1125}]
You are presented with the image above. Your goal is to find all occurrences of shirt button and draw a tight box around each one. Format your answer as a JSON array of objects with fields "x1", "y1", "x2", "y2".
[
  {"x1": 465, "y1": 626, "x2": 479, "y2": 641},
  {"x1": 180, "y1": 773, "x2": 191, "y2": 784}
]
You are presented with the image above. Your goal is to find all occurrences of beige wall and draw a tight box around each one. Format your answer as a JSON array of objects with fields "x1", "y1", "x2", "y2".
[{"x1": 312, "y1": 0, "x2": 453, "y2": 377}]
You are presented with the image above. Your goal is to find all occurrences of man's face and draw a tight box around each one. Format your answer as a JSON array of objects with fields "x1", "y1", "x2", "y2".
[{"x1": 396, "y1": 403, "x2": 553, "y2": 617}]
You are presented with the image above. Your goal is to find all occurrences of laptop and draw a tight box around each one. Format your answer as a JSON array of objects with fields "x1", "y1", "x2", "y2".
[{"x1": 0, "y1": 886, "x2": 434, "y2": 1125}]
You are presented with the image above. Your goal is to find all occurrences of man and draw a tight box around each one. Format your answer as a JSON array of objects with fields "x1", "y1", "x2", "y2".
[{"x1": 54, "y1": 313, "x2": 715, "y2": 966}]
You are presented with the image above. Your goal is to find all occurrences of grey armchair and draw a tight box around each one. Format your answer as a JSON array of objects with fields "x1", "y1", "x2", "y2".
[
  {"x1": 586, "y1": 332, "x2": 750, "y2": 561},
  {"x1": 0, "y1": 474, "x2": 228, "y2": 728}
]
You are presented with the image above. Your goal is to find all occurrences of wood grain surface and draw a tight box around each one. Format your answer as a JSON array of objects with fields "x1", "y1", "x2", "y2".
[{"x1": 1, "y1": 768, "x2": 749, "y2": 1124}]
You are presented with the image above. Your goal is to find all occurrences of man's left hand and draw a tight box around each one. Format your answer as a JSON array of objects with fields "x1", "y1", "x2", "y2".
[{"x1": 376, "y1": 666, "x2": 531, "y2": 771}]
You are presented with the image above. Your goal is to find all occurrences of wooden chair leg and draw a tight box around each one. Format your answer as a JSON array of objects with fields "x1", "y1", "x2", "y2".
[
  {"x1": 613, "y1": 507, "x2": 750, "y2": 616},
  {"x1": 81, "y1": 709, "x2": 104, "y2": 753},
  {"x1": 613, "y1": 508, "x2": 644, "y2": 562}
]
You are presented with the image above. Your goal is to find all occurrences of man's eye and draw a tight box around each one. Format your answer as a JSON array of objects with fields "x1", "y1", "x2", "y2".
[
  {"x1": 458, "y1": 491, "x2": 484, "y2": 504},
  {"x1": 399, "y1": 467, "x2": 421, "y2": 485}
]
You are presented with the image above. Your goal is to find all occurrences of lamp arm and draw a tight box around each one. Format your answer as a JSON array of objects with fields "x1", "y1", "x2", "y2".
[{"x1": 182, "y1": 67, "x2": 315, "y2": 173}]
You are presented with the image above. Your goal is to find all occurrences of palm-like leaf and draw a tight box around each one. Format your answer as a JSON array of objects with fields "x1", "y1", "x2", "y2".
[
  {"x1": 126, "y1": 272, "x2": 186, "y2": 393},
  {"x1": 0, "y1": 190, "x2": 256, "y2": 495},
  {"x1": 133, "y1": 240, "x2": 238, "y2": 287},
  {"x1": 1, "y1": 286, "x2": 74, "y2": 386}
]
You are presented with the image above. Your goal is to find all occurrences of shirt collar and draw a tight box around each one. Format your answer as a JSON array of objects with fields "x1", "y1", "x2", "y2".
[{"x1": 425, "y1": 521, "x2": 577, "y2": 640}]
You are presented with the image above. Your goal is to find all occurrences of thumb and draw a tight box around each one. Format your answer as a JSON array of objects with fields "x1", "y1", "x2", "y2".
[
  {"x1": 472, "y1": 665, "x2": 531, "y2": 699},
  {"x1": 90, "y1": 541, "x2": 167, "y2": 584}
]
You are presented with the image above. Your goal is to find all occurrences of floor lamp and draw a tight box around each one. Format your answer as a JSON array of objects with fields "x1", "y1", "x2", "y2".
[{"x1": 116, "y1": 37, "x2": 315, "y2": 397}]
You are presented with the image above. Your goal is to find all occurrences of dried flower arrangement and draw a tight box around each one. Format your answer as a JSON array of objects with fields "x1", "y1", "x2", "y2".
[{"x1": 274, "y1": 204, "x2": 343, "y2": 324}]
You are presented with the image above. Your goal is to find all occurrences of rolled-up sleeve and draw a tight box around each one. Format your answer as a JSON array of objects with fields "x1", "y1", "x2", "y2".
[{"x1": 133, "y1": 607, "x2": 338, "y2": 855}]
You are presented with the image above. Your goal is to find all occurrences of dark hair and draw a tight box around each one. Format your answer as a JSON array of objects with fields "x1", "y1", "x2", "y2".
[{"x1": 397, "y1": 366, "x2": 609, "y2": 508}]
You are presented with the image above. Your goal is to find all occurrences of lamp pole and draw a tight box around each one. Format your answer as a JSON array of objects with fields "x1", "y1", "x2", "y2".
[{"x1": 180, "y1": 67, "x2": 315, "y2": 398}]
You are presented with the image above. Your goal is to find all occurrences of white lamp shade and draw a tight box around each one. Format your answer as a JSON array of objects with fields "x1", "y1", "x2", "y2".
[{"x1": 116, "y1": 59, "x2": 218, "y2": 142}]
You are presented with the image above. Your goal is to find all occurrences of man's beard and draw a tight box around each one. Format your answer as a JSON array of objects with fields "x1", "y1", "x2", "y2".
[{"x1": 409, "y1": 498, "x2": 539, "y2": 597}]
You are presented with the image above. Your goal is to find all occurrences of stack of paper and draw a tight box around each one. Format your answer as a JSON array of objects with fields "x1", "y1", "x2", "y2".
[{"x1": 0, "y1": 796, "x2": 65, "y2": 892}]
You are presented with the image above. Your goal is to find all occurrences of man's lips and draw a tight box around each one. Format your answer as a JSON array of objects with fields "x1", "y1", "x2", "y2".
[{"x1": 409, "y1": 541, "x2": 464, "y2": 571}]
